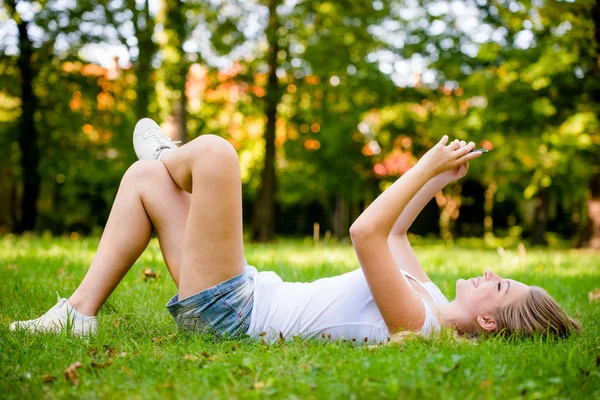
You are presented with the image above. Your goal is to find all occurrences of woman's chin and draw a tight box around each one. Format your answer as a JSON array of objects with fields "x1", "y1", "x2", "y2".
[{"x1": 455, "y1": 278, "x2": 468, "y2": 298}]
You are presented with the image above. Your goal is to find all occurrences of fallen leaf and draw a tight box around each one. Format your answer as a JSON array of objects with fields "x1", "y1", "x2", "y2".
[
  {"x1": 158, "y1": 382, "x2": 176, "y2": 390},
  {"x1": 7, "y1": 264, "x2": 17, "y2": 270},
  {"x1": 103, "y1": 346, "x2": 116, "y2": 357},
  {"x1": 113, "y1": 320, "x2": 120, "y2": 328},
  {"x1": 64, "y1": 361, "x2": 83, "y2": 386},
  {"x1": 119, "y1": 352, "x2": 127, "y2": 358},
  {"x1": 183, "y1": 354, "x2": 198, "y2": 361},
  {"x1": 143, "y1": 268, "x2": 156, "y2": 279},
  {"x1": 589, "y1": 288, "x2": 600, "y2": 302},
  {"x1": 253, "y1": 381, "x2": 265, "y2": 389},
  {"x1": 480, "y1": 379, "x2": 492, "y2": 389},
  {"x1": 152, "y1": 334, "x2": 177, "y2": 343},
  {"x1": 90, "y1": 359, "x2": 113, "y2": 369},
  {"x1": 121, "y1": 365, "x2": 132, "y2": 375},
  {"x1": 41, "y1": 374, "x2": 56, "y2": 383}
]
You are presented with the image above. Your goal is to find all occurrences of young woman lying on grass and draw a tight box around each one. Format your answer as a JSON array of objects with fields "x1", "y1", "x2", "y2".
[{"x1": 11, "y1": 119, "x2": 580, "y2": 342}]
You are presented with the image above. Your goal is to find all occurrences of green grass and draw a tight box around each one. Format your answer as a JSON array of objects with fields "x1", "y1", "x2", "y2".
[{"x1": 1, "y1": 235, "x2": 599, "y2": 399}]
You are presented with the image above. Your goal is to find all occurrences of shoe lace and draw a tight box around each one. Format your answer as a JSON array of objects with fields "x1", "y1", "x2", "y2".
[{"x1": 142, "y1": 127, "x2": 181, "y2": 150}]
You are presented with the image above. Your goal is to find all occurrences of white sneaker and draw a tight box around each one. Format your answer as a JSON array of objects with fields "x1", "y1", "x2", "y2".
[
  {"x1": 9, "y1": 294, "x2": 97, "y2": 336},
  {"x1": 133, "y1": 118, "x2": 180, "y2": 160}
]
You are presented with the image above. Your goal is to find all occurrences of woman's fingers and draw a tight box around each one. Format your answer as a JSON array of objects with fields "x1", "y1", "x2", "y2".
[
  {"x1": 456, "y1": 149, "x2": 482, "y2": 165},
  {"x1": 453, "y1": 141, "x2": 475, "y2": 157},
  {"x1": 438, "y1": 135, "x2": 449, "y2": 147},
  {"x1": 448, "y1": 139, "x2": 461, "y2": 150}
]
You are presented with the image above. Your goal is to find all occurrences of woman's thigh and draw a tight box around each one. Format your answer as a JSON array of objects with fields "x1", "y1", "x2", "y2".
[
  {"x1": 162, "y1": 135, "x2": 245, "y2": 300},
  {"x1": 136, "y1": 160, "x2": 191, "y2": 287}
]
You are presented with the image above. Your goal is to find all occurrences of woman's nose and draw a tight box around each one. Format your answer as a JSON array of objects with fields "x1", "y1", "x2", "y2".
[{"x1": 484, "y1": 269, "x2": 495, "y2": 279}]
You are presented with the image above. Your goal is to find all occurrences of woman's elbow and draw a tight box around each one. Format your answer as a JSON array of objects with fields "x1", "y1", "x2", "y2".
[
  {"x1": 349, "y1": 224, "x2": 385, "y2": 242},
  {"x1": 349, "y1": 223, "x2": 368, "y2": 240}
]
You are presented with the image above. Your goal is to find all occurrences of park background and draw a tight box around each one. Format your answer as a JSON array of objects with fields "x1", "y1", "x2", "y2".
[
  {"x1": 2, "y1": 2, "x2": 600, "y2": 399},
  {"x1": 1, "y1": 0, "x2": 599, "y2": 247}
]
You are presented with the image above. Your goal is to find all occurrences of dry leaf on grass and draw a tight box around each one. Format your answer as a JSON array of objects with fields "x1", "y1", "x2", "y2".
[
  {"x1": 253, "y1": 381, "x2": 265, "y2": 389},
  {"x1": 480, "y1": 379, "x2": 493, "y2": 389},
  {"x1": 143, "y1": 268, "x2": 161, "y2": 279},
  {"x1": 103, "y1": 345, "x2": 116, "y2": 357},
  {"x1": 143, "y1": 268, "x2": 156, "y2": 278},
  {"x1": 90, "y1": 359, "x2": 114, "y2": 369},
  {"x1": 183, "y1": 354, "x2": 199, "y2": 361},
  {"x1": 64, "y1": 361, "x2": 83, "y2": 386},
  {"x1": 41, "y1": 374, "x2": 56, "y2": 383},
  {"x1": 589, "y1": 288, "x2": 600, "y2": 302},
  {"x1": 153, "y1": 334, "x2": 177, "y2": 343}
]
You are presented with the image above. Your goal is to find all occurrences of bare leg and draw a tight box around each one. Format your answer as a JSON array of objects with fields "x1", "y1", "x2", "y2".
[
  {"x1": 69, "y1": 133, "x2": 244, "y2": 313},
  {"x1": 161, "y1": 134, "x2": 245, "y2": 299},
  {"x1": 69, "y1": 160, "x2": 191, "y2": 316}
]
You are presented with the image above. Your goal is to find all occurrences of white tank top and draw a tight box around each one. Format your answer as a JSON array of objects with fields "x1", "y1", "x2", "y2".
[{"x1": 244, "y1": 264, "x2": 449, "y2": 344}]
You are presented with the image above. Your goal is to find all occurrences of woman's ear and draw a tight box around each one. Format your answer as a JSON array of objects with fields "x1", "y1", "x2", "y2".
[{"x1": 476, "y1": 315, "x2": 497, "y2": 331}]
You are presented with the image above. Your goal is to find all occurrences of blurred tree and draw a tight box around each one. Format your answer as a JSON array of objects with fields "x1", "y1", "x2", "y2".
[
  {"x1": 5, "y1": 0, "x2": 41, "y2": 232},
  {"x1": 128, "y1": 0, "x2": 158, "y2": 120},
  {"x1": 275, "y1": 0, "x2": 394, "y2": 239},
  {"x1": 580, "y1": 0, "x2": 600, "y2": 248},
  {"x1": 251, "y1": 0, "x2": 281, "y2": 242},
  {"x1": 158, "y1": 0, "x2": 189, "y2": 142}
]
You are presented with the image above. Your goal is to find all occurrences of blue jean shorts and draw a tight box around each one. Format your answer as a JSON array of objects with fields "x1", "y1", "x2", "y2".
[{"x1": 166, "y1": 262, "x2": 255, "y2": 338}]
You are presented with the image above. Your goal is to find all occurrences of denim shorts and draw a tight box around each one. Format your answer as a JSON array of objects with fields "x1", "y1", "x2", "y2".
[{"x1": 166, "y1": 262, "x2": 255, "y2": 338}]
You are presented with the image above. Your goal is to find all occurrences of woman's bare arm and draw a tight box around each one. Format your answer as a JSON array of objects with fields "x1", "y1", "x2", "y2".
[
  {"x1": 387, "y1": 140, "x2": 471, "y2": 282},
  {"x1": 350, "y1": 137, "x2": 480, "y2": 333},
  {"x1": 387, "y1": 175, "x2": 448, "y2": 282}
]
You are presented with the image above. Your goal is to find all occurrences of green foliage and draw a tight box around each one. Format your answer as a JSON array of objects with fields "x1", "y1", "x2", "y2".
[{"x1": 0, "y1": 0, "x2": 598, "y2": 242}]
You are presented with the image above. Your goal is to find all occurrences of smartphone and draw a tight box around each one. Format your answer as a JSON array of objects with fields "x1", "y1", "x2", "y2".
[{"x1": 470, "y1": 148, "x2": 489, "y2": 153}]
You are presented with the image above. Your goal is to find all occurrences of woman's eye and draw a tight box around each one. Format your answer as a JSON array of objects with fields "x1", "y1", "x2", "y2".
[{"x1": 497, "y1": 282, "x2": 501, "y2": 291}]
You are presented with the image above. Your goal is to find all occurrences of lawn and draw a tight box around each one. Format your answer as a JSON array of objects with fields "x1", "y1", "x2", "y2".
[{"x1": 1, "y1": 235, "x2": 599, "y2": 399}]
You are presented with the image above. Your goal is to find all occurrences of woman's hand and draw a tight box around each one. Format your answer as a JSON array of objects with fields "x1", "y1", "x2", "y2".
[
  {"x1": 417, "y1": 136, "x2": 482, "y2": 179},
  {"x1": 437, "y1": 140, "x2": 471, "y2": 184}
]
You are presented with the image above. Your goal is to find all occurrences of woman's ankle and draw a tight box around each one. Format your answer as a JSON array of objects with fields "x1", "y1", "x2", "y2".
[{"x1": 67, "y1": 295, "x2": 99, "y2": 317}]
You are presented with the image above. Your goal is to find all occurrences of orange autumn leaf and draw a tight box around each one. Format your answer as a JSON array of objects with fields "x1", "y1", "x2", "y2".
[{"x1": 64, "y1": 361, "x2": 83, "y2": 386}]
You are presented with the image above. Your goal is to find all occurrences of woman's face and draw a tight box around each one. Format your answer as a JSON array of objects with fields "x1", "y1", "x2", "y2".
[{"x1": 455, "y1": 269, "x2": 530, "y2": 320}]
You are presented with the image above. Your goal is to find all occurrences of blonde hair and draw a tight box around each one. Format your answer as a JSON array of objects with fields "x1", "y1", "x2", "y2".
[
  {"x1": 381, "y1": 287, "x2": 580, "y2": 346},
  {"x1": 491, "y1": 286, "x2": 581, "y2": 338}
]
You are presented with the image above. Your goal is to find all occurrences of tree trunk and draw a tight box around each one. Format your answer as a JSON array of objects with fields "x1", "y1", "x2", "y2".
[
  {"x1": 251, "y1": 0, "x2": 280, "y2": 242},
  {"x1": 131, "y1": 0, "x2": 156, "y2": 121},
  {"x1": 16, "y1": 17, "x2": 40, "y2": 232},
  {"x1": 580, "y1": 172, "x2": 600, "y2": 249},
  {"x1": 581, "y1": 0, "x2": 600, "y2": 248},
  {"x1": 436, "y1": 183, "x2": 462, "y2": 241},
  {"x1": 531, "y1": 189, "x2": 549, "y2": 245},
  {"x1": 161, "y1": 0, "x2": 188, "y2": 143},
  {"x1": 333, "y1": 194, "x2": 349, "y2": 240},
  {"x1": 483, "y1": 181, "x2": 497, "y2": 240}
]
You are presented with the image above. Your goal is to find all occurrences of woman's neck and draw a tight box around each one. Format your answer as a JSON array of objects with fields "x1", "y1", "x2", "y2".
[{"x1": 432, "y1": 301, "x2": 479, "y2": 334}]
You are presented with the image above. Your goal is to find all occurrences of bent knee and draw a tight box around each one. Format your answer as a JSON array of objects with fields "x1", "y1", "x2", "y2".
[
  {"x1": 122, "y1": 160, "x2": 167, "y2": 184},
  {"x1": 189, "y1": 135, "x2": 238, "y2": 163}
]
